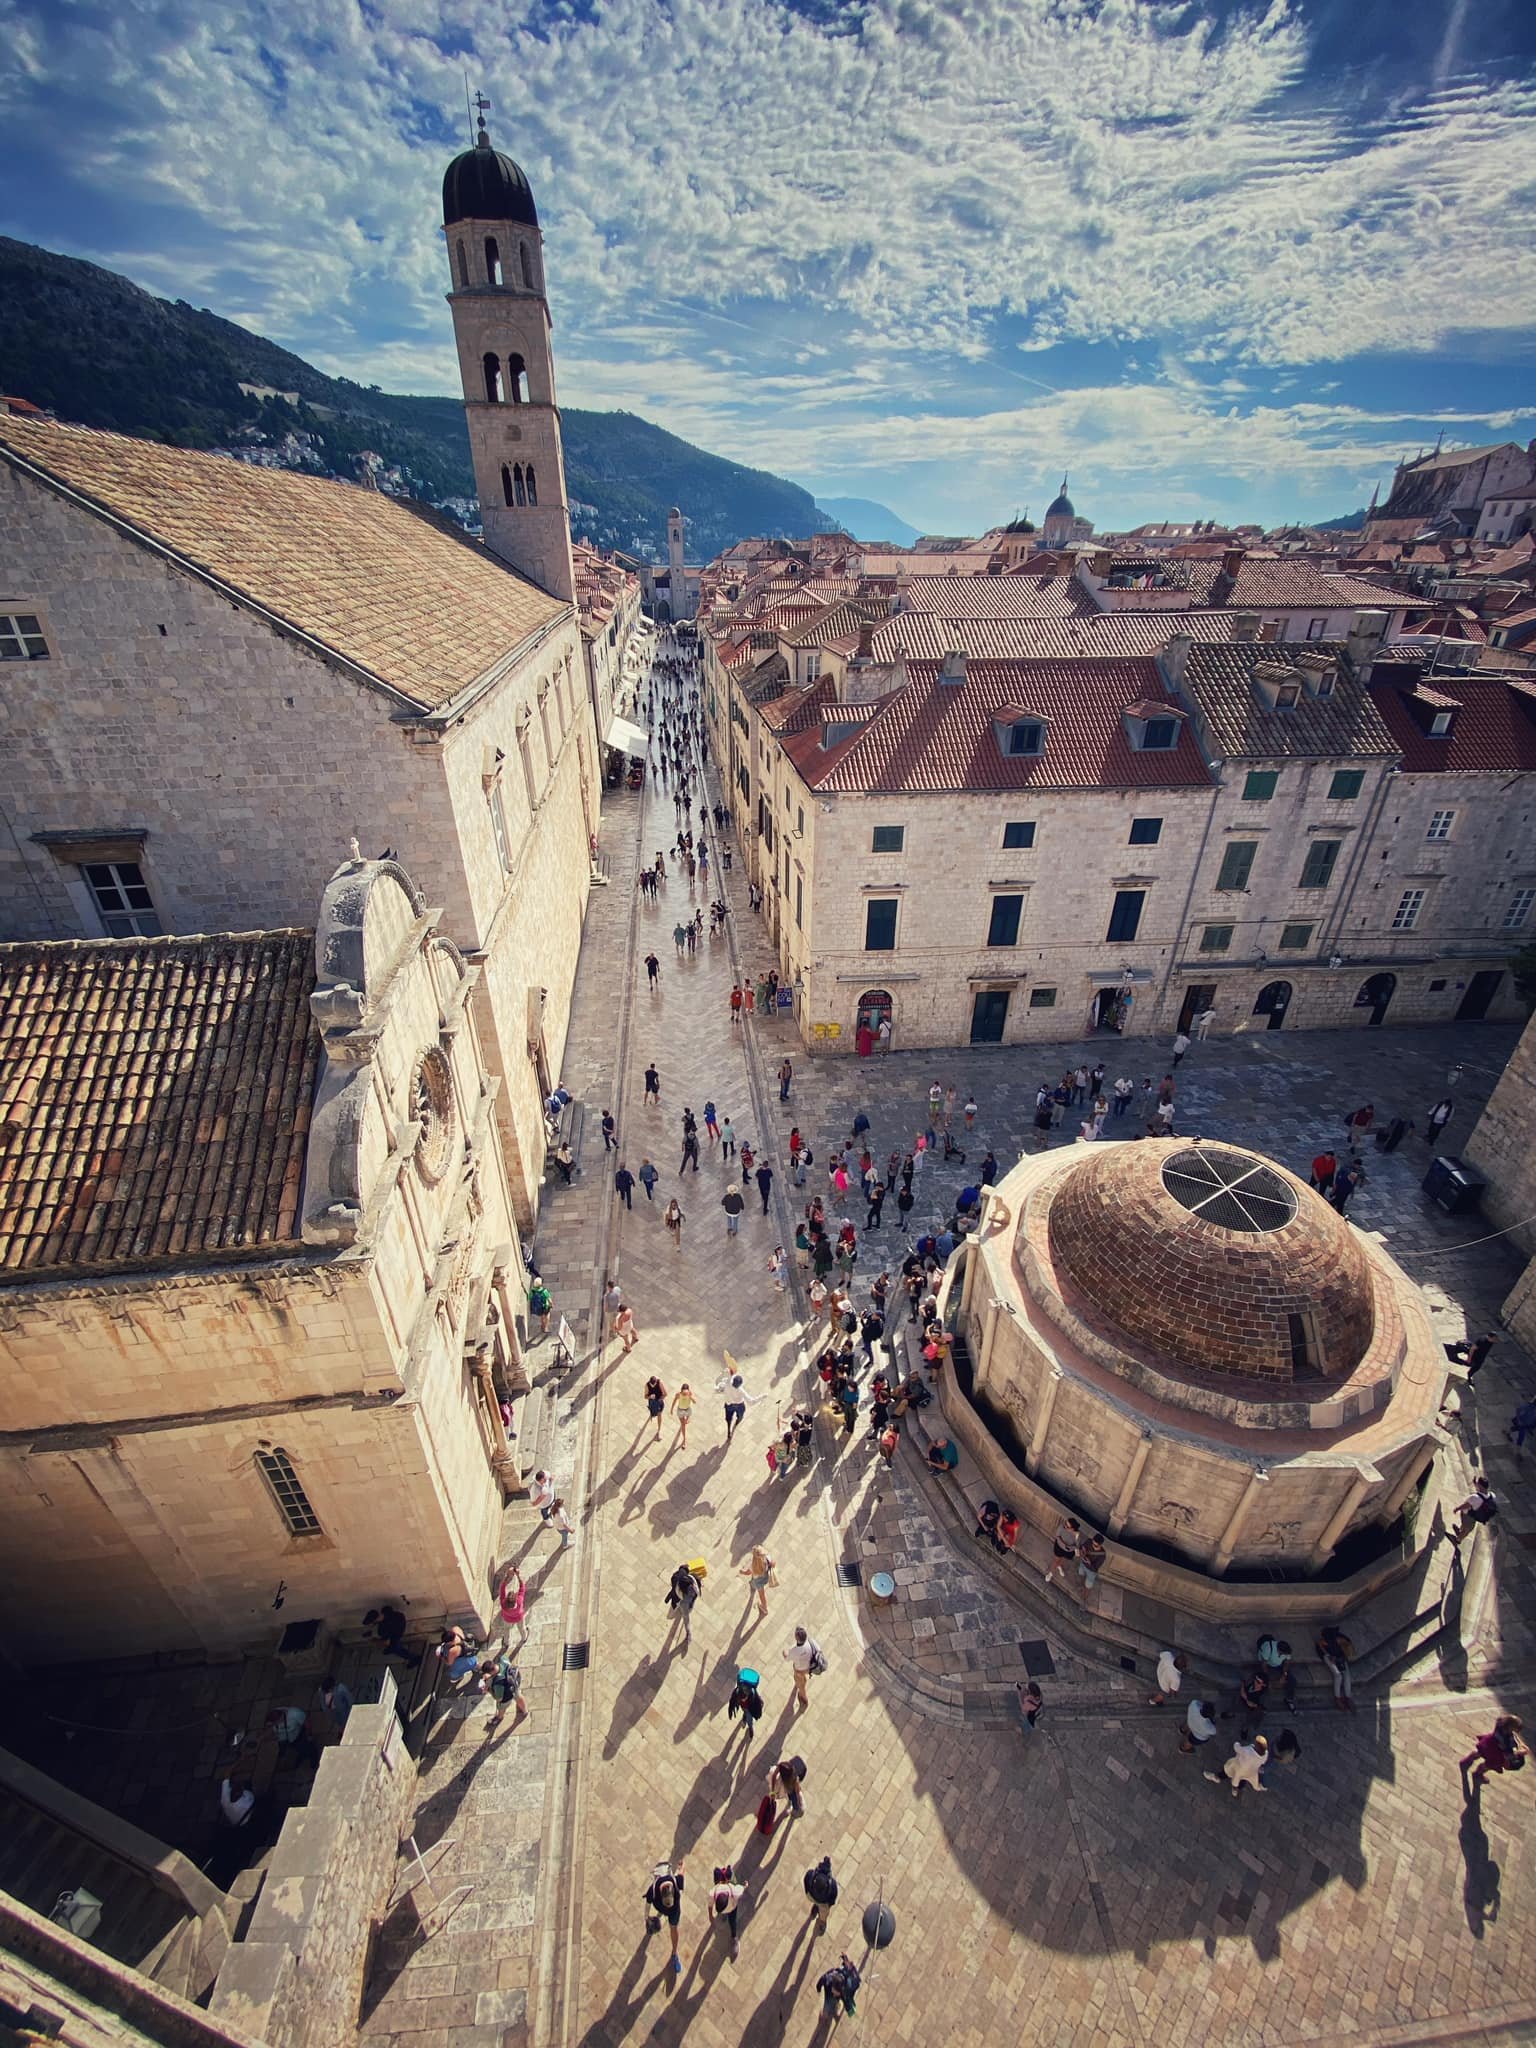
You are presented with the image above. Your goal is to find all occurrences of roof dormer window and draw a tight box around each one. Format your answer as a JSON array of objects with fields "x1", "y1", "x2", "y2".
[
  {"x1": 1005, "y1": 720, "x2": 1044, "y2": 756},
  {"x1": 1429, "y1": 710, "x2": 1453, "y2": 736},
  {"x1": 1120, "y1": 699, "x2": 1184, "y2": 752}
]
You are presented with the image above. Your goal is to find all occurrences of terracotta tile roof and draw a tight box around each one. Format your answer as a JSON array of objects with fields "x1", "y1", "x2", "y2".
[
  {"x1": 1183, "y1": 558, "x2": 1422, "y2": 611},
  {"x1": 1368, "y1": 671, "x2": 1536, "y2": 773},
  {"x1": 1179, "y1": 642, "x2": 1399, "y2": 760},
  {"x1": 0, "y1": 415, "x2": 566, "y2": 712},
  {"x1": 0, "y1": 931, "x2": 320, "y2": 1282},
  {"x1": 781, "y1": 598, "x2": 890, "y2": 649},
  {"x1": 872, "y1": 609, "x2": 1260, "y2": 663},
  {"x1": 901, "y1": 573, "x2": 1095, "y2": 620},
  {"x1": 780, "y1": 658, "x2": 1213, "y2": 795}
]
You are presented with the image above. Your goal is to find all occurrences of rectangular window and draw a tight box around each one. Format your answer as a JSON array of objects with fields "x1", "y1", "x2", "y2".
[
  {"x1": 1299, "y1": 839, "x2": 1341, "y2": 890},
  {"x1": 1242, "y1": 770, "x2": 1278, "y2": 802},
  {"x1": 488, "y1": 784, "x2": 511, "y2": 871},
  {"x1": 1392, "y1": 888, "x2": 1425, "y2": 930},
  {"x1": 795, "y1": 874, "x2": 803, "y2": 930},
  {"x1": 1200, "y1": 924, "x2": 1234, "y2": 953},
  {"x1": 1002, "y1": 820, "x2": 1036, "y2": 849},
  {"x1": 1139, "y1": 718, "x2": 1178, "y2": 751},
  {"x1": 82, "y1": 860, "x2": 162, "y2": 938},
  {"x1": 784, "y1": 786, "x2": 791, "y2": 812},
  {"x1": 1305, "y1": 617, "x2": 1326, "y2": 640},
  {"x1": 1006, "y1": 721, "x2": 1044, "y2": 756},
  {"x1": 987, "y1": 893, "x2": 1024, "y2": 947},
  {"x1": 871, "y1": 824, "x2": 905, "y2": 853},
  {"x1": 1215, "y1": 841, "x2": 1256, "y2": 892},
  {"x1": 1328, "y1": 769, "x2": 1364, "y2": 800},
  {"x1": 1029, "y1": 986, "x2": 1057, "y2": 1009},
  {"x1": 1128, "y1": 817, "x2": 1162, "y2": 846},
  {"x1": 797, "y1": 806, "x2": 804, "y2": 835},
  {"x1": 1505, "y1": 888, "x2": 1536, "y2": 930},
  {"x1": 255, "y1": 1448, "x2": 322, "y2": 1537},
  {"x1": 864, "y1": 897, "x2": 898, "y2": 951},
  {"x1": 0, "y1": 611, "x2": 49, "y2": 660},
  {"x1": 1106, "y1": 889, "x2": 1145, "y2": 943},
  {"x1": 1279, "y1": 922, "x2": 1314, "y2": 951},
  {"x1": 1426, "y1": 808, "x2": 1455, "y2": 841}
]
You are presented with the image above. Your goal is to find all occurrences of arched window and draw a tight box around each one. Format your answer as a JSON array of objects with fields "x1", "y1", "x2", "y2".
[
  {"x1": 482, "y1": 353, "x2": 503, "y2": 404},
  {"x1": 501, "y1": 463, "x2": 514, "y2": 507},
  {"x1": 525, "y1": 465, "x2": 537, "y2": 505},
  {"x1": 513, "y1": 464, "x2": 526, "y2": 506},
  {"x1": 520, "y1": 241, "x2": 535, "y2": 289},
  {"x1": 507, "y1": 352, "x2": 529, "y2": 404},
  {"x1": 456, "y1": 239, "x2": 469, "y2": 288},
  {"x1": 485, "y1": 235, "x2": 502, "y2": 286}
]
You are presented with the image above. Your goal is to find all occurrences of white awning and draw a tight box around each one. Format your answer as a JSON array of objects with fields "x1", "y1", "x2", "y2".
[{"x1": 604, "y1": 715, "x2": 651, "y2": 754}]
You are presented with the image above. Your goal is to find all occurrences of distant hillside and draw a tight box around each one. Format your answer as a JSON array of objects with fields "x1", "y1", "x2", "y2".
[
  {"x1": 0, "y1": 236, "x2": 823, "y2": 560},
  {"x1": 816, "y1": 495, "x2": 921, "y2": 545}
]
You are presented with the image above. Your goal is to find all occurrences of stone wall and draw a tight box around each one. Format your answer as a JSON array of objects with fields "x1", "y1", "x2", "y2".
[
  {"x1": 1464, "y1": 1008, "x2": 1536, "y2": 1351},
  {"x1": 210, "y1": 1686, "x2": 415, "y2": 2048}
]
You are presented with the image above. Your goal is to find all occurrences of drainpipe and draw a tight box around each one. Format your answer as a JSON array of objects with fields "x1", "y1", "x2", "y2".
[
  {"x1": 1211, "y1": 1464, "x2": 1270, "y2": 1575},
  {"x1": 1326, "y1": 760, "x2": 1396, "y2": 960}
]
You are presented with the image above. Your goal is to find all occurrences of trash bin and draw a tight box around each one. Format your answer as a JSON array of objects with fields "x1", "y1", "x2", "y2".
[{"x1": 1421, "y1": 1155, "x2": 1486, "y2": 1216}]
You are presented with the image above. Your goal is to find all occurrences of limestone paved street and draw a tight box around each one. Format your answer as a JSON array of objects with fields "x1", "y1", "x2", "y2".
[{"x1": 362, "y1": 651, "x2": 1536, "y2": 2048}]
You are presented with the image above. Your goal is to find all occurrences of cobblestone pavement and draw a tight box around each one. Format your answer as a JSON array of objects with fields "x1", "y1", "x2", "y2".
[{"x1": 363, "y1": 651, "x2": 1536, "y2": 2048}]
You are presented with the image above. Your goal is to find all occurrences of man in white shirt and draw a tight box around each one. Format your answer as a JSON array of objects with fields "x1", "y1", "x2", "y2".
[
  {"x1": 784, "y1": 1625, "x2": 817, "y2": 1708},
  {"x1": 1148, "y1": 1648, "x2": 1187, "y2": 1707},
  {"x1": 1180, "y1": 1697, "x2": 1217, "y2": 1754},
  {"x1": 1206, "y1": 1734, "x2": 1270, "y2": 1798},
  {"x1": 715, "y1": 1370, "x2": 767, "y2": 1444},
  {"x1": 220, "y1": 1777, "x2": 255, "y2": 1827},
  {"x1": 529, "y1": 1470, "x2": 556, "y2": 1523}
]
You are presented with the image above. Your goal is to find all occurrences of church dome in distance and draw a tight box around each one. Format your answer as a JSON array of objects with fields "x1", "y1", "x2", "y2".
[
  {"x1": 1004, "y1": 512, "x2": 1035, "y2": 534},
  {"x1": 1044, "y1": 1139, "x2": 1375, "y2": 1384},
  {"x1": 1045, "y1": 477, "x2": 1075, "y2": 520},
  {"x1": 443, "y1": 119, "x2": 538, "y2": 228}
]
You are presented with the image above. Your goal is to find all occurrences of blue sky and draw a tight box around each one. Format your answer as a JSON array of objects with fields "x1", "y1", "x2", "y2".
[{"x1": 2, "y1": 0, "x2": 1535, "y2": 535}]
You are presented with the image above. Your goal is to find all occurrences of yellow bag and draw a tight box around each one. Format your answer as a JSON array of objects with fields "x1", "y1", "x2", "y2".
[{"x1": 687, "y1": 1557, "x2": 709, "y2": 1582}]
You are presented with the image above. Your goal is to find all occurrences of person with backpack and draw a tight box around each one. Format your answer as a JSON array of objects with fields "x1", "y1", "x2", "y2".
[
  {"x1": 708, "y1": 1865, "x2": 748, "y2": 1961},
  {"x1": 1450, "y1": 1474, "x2": 1498, "y2": 1545},
  {"x1": 666, "y1": 1563, "x2": 701, "y2": 1647},
  {"x1": 803, "y1": 1854, "x2": 838, "y2": 1932},
  {"x1": 768, "y1": 1754, "x2": 807, "y2": 1818},
  {"x1": 816, "y1": 1952, "x2": 861, "y2": 2019},
  {"x1": 784, "y1": 1625, "x2": 824, "y2": 1708},
  {"x1": 478, "y1": 1650, "x2": 527, "y2": 1721},
  {"x1": 739, "y1": 1545, "x2": 775, "y2": 1621},
  {"x1": 528, "y1": 1276, "x2": 553, "y2": 1335},
  {"x1": 727, "y1": 1668, "x2": 765, "y2": 1751},
  {"x1": 642, "y1": 1860, "x2": 685, "y2": 1975}
]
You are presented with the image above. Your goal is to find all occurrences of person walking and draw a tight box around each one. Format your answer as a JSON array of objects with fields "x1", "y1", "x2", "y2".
[
  {"x1": 553, "y1": 1140, "x2": 575, "y2": 1184},
  {"x1": 1330, "y1": 1158, "x2": 1364, "y2": 1214},
  {"x1": 1447, "y1": 1332, "x2": 1497, "y2": 1381},
  {"x1": 785, "y1": 1625, "x2": 821, "y2": 1708},
  {"x1": 528, "y1": 1275, "x2": 553, "y2": 1335},
  {"x1": 1172, "y1": 1030, "x2": 1191, "y2": 1066},
  {"x1": 1206, "y1": 1734, "x2": 1270, "y2": 1798},
  {"x1": 680, "y1": 1127, "x2": 700, "y2": 1175},
  {"x1": 1309, "y1": 1147, "x2": 1337, "y2": 1194},
  {"x1": 1449, "y1": 1474, "x2": 1498, "y2": 1545},
  {"x1": 666, "y1": 1561, "x2": 701, "y2": 1646},
  {"x1": 638, "y1": 1157, "x2": 658, "y2": 1203},
  {"x1": 816, "y1": 1954, "x2": 861, "y2": 2020},
  {"x1": 1016, "y1": 1680, "x2": 1045, "y2": 1735},
  {"x1": 645, "y1": 952, "x2": 660, "y2": 992},
  {"x1": 671, "y1": 1382, "x2": 695, "y2": 1446},
  {"x1": 716, "y1": 1369, "x2": 764, "y2": 1442},
  {"x1": 1077, "y1": 1530, "x2": 1107, "y2": 1589},
  {"x1": 729, "y1": 984, "x2": 744, "y2": 1028},
  {"x1": 768, "y1": 1755, "x2": 806, "y2": 1818},
  {"x1": 1460, "y1": 1715, "x2": 1529, "y2": 1795},
  {"x1": 528, "y1": 1469, "x2": 556, "y2": 1526},
  {"x1": 769, "y1": 1245, "x2": 787, "y2": 1291},
  {"x1": 720, "y1": 1117, "x2": 736, "y2": 1160},
  {"x1": 614, "y1": 1302, "x2": 639, "y2": 1354},
  {"x1": 1148, "y1": 1648, "x2": 1188, "y2": 1707},
  {"x1": 722, "y1": 1184, "x2": 745, "y2": 1236},
  {"x1": 663, "y1": 1196, "x2": 685, "y2": 1248},
  {"x1": 803, "y1": 1855, "x2": 838, "y2": 1933},
  {"x1": 779, "y1": 1057, "x2": 793, "y2": 1103},
  {"x1": 1507, "y1": 1396, "x2": 1536, "y2": 1451},
  {"x1": 1426, "y1": 1097, "x2": 1454, "y2": 1143},
  {"x1": 614, "y1": 1162, "x2": 635, "y2": 1210},
  {"x1": 672, "y1": 921, "x2": 687, "y2": 957},
  {"x1": 727, "y1": 1669, "x2": 765, "y2": 1751},
  {"x1": 497, "y1": 1565, "x2": 529, "y2": 1647},
  {"x1": 644, "y1": 1062, "x2": 661, "y2": 1108},
  {"x1": 549, "y1": 1497, "x2": 574, "y2": 1548},
  {"x1": 703, "y1": 1100, "x2": 720, "y2": 1145},
  {"x1": 756, "y1": 1160, "x2": 775, "y2": 1214},
  {"x1": 708, "y1": 1869, "x2": 749, "y2": 1961},
  {"x1": 644, "y1": 1377, "x2": 667, "y2": 1441},
  {"x1": 1044, "y1": 1515, "x2": 1081, "y2": 1585},
  {"x1": 642, "y1": 1860, "x2": 686, "y2": 1976},
  {"x1": 740, "y1": 1545, "x2": 774, "y2": 1620},
  {"x1": 601, "y1": 1109, "x2": 617, "y2": 1153}
]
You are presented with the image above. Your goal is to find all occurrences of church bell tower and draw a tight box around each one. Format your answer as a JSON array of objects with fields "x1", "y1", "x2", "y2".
[
  {"x1": 666, "y1": 505, "x2": 690, "y2": 620},
  {"x1": 442, "y1": 109, "x2": 574, "y2": 604}
]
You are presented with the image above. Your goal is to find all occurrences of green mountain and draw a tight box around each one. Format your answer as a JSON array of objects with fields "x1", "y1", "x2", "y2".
[
  {"x1": 815, "y1": 496, "x2": 921, "y2": 546},
  {"x1": 0, "y1": 236, "x2": 822, "y2": 560}
]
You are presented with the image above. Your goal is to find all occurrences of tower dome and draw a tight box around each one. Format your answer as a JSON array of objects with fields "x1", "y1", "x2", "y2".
[
  {"x1": 1004, "y1": 511, "x2": 1035, "y2": 535},
  {"x1": 1044, "y1": 1139, "x2": 1375, "y2": 1384},
  {"x1": 1045, "y1": 475, "x2": 1075, "y2": 521},
  {"x1": 443, "y1": 119, "x2": 538, "y2": 228}
]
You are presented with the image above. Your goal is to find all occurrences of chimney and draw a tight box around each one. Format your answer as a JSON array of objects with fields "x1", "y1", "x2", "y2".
[
  {"x1": 1345, "y1": 609, "x2": 1388, "y2": 680},
  {"x1": 1090, "y1": 550, "x2": 1112, "y2": 579},
  {"x1": 1162, "y1": 633, "x2": 1194, "y2": 687},
  {"x1": 1233, "y1": 612, "x2": 1261, "y2": 642},
  {"x1": 1222, "y1": 547, "x2": 1246, "y2": 580},
  {"x1": 855, "y1": 622, "x2": 875, "y2": 659},
  {"x1": 939, "y1": 648, "x2": 967, "y2": 686}
]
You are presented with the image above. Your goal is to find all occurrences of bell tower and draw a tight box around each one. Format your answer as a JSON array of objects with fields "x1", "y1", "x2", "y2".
[
  {"x1": 442, "y1": 109, "x2": 574, "y2": 604},
  {"x1": 667, "y1": 505, "x2": 690, "y2": 620}
]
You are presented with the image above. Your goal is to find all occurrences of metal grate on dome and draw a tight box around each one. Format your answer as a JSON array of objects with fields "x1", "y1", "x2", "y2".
[{"x1": 1160, "y1": 1148, "x2": 1297, "y2": 1233}]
